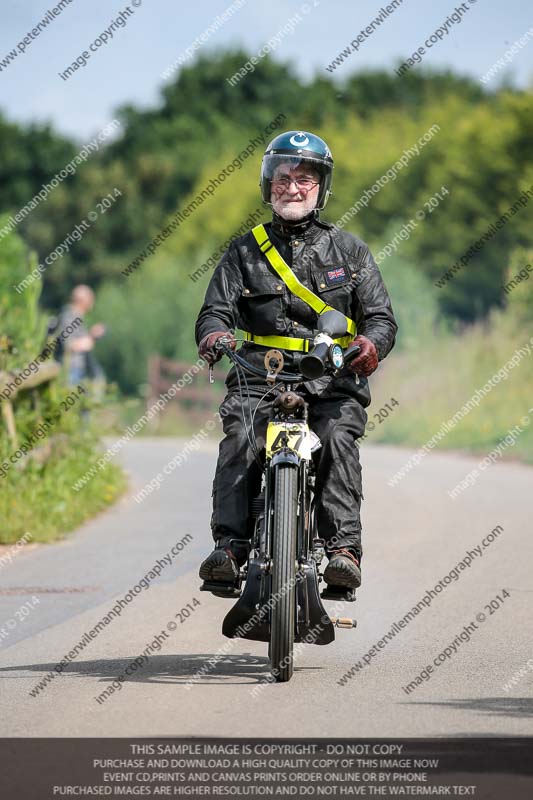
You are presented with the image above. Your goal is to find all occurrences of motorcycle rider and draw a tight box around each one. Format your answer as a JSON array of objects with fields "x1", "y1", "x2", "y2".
[{"x1": 195, "y1": 130, "x2": 397, "y2": 591}]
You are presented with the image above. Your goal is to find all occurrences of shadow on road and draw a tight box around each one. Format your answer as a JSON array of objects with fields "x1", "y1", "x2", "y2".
[
  {"x1": 0, "y1": 653, "x2": 322, "y2": 688},
  {"x1": 401, "y1": 697, "x2": 533, "y2": 719}
]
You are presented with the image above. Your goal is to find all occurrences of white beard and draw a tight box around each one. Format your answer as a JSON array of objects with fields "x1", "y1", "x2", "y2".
[{"x1": 271, "y1": 195, "x2": 318, "y2": 221}]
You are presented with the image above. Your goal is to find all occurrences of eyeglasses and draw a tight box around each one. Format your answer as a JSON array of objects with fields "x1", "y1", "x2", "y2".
[{"x1": 271, "y1": 177, "x2": 319, "y2": 191}]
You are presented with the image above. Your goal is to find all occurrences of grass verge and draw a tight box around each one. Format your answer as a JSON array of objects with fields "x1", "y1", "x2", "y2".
[
  {"x1": 0, "y1": 430, "x2": 127, "y2": 545},
  {"x1": 367, "y1": 309, "x2": 533, "y2": 465}
]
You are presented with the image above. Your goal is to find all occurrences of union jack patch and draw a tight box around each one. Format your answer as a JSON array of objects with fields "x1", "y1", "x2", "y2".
[{"x1": 324, "y1": 266, "x2": 347, "y2": 287}]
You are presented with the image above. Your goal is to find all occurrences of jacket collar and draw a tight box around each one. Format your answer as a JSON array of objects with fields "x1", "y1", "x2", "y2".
[{"x1": 270, "y1": 210, "x2": 330, "y2": 242}]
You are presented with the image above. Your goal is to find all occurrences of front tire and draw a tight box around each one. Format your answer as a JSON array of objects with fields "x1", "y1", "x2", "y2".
[{"x1": 270, "y1": 464, "x2": 298, "y2": 682}]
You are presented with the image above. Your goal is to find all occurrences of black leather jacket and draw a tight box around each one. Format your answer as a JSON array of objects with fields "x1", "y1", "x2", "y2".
[{"x1": 195, "y1": 211, "x2": 398, "y2": 407}]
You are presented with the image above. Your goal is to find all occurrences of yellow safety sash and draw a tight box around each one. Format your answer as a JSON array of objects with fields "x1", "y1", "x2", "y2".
[
  {"x1": 251, "y1": 224, "x2": 357, "y2": 341},
  {"x1": 242, "y1": 332, "x2": 313, "y2": 351}
]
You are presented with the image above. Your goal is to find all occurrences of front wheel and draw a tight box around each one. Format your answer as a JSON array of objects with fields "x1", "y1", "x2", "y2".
[{"x1": 270, "y1": 464, "x2": 298, "y2": 682}]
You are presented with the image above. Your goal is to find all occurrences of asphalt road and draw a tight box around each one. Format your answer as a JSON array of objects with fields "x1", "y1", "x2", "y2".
[{"x1": 0, "y1": 436, "x2": 532, "y2": 737}]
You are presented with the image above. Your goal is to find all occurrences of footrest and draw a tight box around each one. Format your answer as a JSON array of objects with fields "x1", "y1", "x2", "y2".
[
  {"x1": 330, "y1": 616, "x2": 357, "y2": 629},
  {"x1": 200, "y1": 580, "x2": 241, "y2": 598},
  {"x1": 321, "y1": 586, "x2": 357, "y2": 602}
]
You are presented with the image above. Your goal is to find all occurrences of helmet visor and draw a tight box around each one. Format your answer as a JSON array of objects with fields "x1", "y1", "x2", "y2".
[{"x1": 260, "y1": 154, "x2": 332, "y2": 209}]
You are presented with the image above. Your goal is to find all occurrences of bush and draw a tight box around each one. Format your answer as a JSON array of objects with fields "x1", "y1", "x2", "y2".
[{"x1": 0, "y1": 216, "x2": 126, "y2": 543}]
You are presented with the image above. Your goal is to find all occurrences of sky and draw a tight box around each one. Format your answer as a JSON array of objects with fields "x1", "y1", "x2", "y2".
[{"x1": 0, "y1": 0, "x2": 532, "y2": 141}]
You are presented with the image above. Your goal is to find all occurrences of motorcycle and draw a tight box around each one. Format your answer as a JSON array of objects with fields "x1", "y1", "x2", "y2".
[{"x1": 200, "y1": 310, "x2": 361, "y2": 682}]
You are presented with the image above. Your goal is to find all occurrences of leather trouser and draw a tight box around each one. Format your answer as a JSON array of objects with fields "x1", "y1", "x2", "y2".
[{"x1": 209, "y1": 382, "x2": 367, "y2": 561}]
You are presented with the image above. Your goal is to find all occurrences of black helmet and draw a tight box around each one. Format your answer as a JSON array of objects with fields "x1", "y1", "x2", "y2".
[{"x1": 260, "y1": 130, "x2": 334, "y2": 210}]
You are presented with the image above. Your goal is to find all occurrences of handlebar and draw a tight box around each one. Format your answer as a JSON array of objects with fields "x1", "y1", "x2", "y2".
[
  {"x1": 214, "y1": 336, "x2": 361, "y2": 383},
  {"x1": 343, "y1": 341, "x2": 361, "y2": 366},
  {"x1": 216, "y1": 340, "x2": 306, "y2": 382}
]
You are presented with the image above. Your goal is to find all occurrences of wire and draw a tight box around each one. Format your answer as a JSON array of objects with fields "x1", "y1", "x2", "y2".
[
  {"x1": 219, "y1": 341, "x2": 303, "y2": 470},
  {"x1": 250, "y1": 380, "x2": 283, "y2": 433},
  {"x1": 229, "y1": 350, "x2": 263, "y2": 470},
  {"x1": 249, "y1": 380, "x2": 285, "y2": 469}
]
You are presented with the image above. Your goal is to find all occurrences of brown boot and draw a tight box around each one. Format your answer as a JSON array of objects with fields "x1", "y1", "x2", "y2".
[{"x1": 323, "y1": 549, "x2": 361, "y2": 589}]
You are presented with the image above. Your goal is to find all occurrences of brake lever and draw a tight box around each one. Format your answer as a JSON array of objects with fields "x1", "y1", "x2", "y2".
[
  {"x1": 343, "y1": 343, "x2": 361, "y2": 385},
  {"x1": 343, "y1": 343, "x2": 361, "y2": 364},
  {"x1": 209, "y1": 336, "x2": 235, "y2": 384}
]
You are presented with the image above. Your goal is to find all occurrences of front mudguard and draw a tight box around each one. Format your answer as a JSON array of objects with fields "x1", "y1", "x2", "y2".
[{"x1": 271, "y1": 449, "x2": 300, "y2": 468}]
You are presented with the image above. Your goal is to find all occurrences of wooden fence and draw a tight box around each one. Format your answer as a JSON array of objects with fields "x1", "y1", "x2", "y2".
[
  {"x1": 1, "y1": 352, "x2": 228, "y2": 442},
  {"x1": 0, "y1": 360, "x2": 60, "y2": 448},
  {"x1": 147, "y1": 355, "x2": 227, "y2": 428}
]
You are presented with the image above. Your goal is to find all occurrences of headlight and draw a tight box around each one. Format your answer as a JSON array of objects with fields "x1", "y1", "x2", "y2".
[{"x1": 330, "y1": 343, "x2": 343, "y2": 369}]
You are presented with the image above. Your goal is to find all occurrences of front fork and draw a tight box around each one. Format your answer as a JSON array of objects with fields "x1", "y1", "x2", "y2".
[
  {"x1": 268, "y1": 456, "x2": 334, "y2": 644},
  {"x1": 259, "y1": 457, "x2": 309, "y2": 573}
]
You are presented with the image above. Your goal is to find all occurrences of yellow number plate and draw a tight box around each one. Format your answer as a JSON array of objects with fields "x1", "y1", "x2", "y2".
[{"x1": 265, "y1": 421, "x2": 311, "y2": 460}]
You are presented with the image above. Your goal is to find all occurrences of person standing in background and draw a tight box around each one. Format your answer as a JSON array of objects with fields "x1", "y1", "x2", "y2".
[{"x1": 55, "y1": 285, "x2": 106, "y2": 388}]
